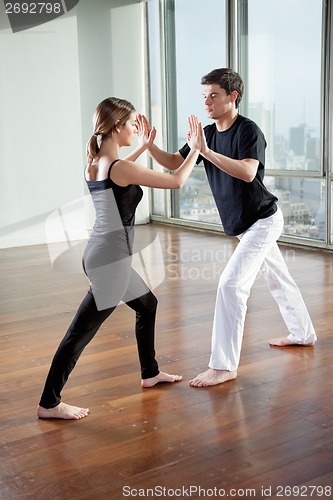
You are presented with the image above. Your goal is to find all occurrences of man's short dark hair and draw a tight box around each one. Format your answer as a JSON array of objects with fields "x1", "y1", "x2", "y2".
[{"x1": 201, "y1": 68, "x2": 244, "y2": 108}]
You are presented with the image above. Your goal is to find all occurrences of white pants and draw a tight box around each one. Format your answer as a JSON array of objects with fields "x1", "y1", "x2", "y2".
[{"x1": 209, "y1": 207, "x2": 317, "y2": 372}]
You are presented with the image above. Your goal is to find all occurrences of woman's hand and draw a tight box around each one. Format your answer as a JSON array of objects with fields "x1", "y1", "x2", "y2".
[
  {"x1": 135, "y1": 114, "x2": 156, "y2": 150},
  {"x1": 187, "y1": 115, "x2": 202, "y2": 151}
]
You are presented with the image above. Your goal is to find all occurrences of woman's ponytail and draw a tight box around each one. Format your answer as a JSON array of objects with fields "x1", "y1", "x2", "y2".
[
  {"x1": 86, "y1": 134, "x2": 100, "y2": 166},
  {"x1": 86, "y1": 97, "x2": 136, "y2": 165}
]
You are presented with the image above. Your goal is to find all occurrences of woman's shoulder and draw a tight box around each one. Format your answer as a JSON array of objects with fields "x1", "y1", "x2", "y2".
[
  {"x1": 84, "y1": 162, "x2": 98, "y2": 181},
  {"x1": 85, "y1": 159, "x2": 118, "y2": 182}
]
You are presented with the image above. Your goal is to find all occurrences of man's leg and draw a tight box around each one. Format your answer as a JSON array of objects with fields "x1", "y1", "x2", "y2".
[
  {"x1": 260, "y1": 243, "x2": 317, "y2": 346},
  {"x1": 190, "y1": 209, "x2": 284, "y2": 387}
]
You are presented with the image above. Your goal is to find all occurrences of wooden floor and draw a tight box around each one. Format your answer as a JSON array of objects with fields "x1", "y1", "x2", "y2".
[{"x1": 1, "y1": 223, "x2": 333, "y2": 500}]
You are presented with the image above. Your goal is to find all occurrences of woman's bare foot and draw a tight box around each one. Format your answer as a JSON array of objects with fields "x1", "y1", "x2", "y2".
[
  {"x1": 269, "y1": 337, "x2": 314, "y2": 347},
  {"x1": 189, "y1": 368, "x2": 237, "y2": 387},
  {"x1": 141, "y1": 371, "x2": 182, "y2": 388},
  {"x1": 37, "y1": 402, "x2": 89, "y2": 420}
]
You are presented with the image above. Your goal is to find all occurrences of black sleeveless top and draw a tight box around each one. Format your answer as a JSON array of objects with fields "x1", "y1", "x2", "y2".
[{"x1": 86, "y1": 159, "x2": 143, "y2": 233}]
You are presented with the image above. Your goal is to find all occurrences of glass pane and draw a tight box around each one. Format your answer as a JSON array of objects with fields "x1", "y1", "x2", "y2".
[
  {"x1": 266, "y1": 176, "x2": 325, "y2": 240},
  {"x1": 175, "y1": 0, "x2": 226, "y2": 222},
  {"x1": 246, "y1": 0, "x2": 322, "y2": 172}
]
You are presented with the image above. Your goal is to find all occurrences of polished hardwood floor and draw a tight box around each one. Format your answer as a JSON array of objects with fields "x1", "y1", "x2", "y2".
[{"x1": 1, "y1": 223, "x2": 333, "y2": 499}]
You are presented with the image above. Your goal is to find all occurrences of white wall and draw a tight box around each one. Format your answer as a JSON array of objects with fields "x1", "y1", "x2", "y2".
[
  {"x1": 0, "y1": 0, "x2": 149, "y2": 249},
  {"x1": 76, "y1": 0, "x2": 150, "y2": 228},
  {"x1": 0, "y1": 14, "x2": 83, "y2": 248}
]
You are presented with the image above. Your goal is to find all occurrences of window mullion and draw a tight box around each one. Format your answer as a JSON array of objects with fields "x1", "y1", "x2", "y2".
[{"x1": 163, "y1": 0, "x2": 179, "y2": 218}]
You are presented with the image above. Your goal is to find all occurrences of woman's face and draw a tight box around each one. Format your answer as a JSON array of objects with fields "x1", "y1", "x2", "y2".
[{"x1": 118, "y1": 112, "x2": 137, "y2": 147}]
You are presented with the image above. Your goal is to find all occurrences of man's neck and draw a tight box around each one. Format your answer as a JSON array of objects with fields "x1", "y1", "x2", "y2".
[{"x1": 215, "y1": 111, "x2": 239, "y2": 132}]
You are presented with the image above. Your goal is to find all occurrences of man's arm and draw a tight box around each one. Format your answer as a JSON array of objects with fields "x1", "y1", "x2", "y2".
[
  {"x1": 199, "y1": 126, "x2": 258, "y2": 182},
  {"x1": 148, "y1": 143, "x2": 184, "y2": 171},
  {"x1": 201, "y1": 149, "x2": 258, "y2": 183}
]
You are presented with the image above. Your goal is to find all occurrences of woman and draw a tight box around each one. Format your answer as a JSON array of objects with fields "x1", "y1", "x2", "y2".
[{"x1": 37, "y1": 97, "x2": 201, "y2": 419}]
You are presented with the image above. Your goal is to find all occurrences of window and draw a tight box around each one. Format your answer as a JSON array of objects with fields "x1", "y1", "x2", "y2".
[
  {"x1": 244, "y1": 0, "x2": 324, "y2": 239},
  {"x1": 176, "y1": 0, "x2": 226, "y2": 223},
  {"x1": 148, "y1": 0, "x2": 332, "y2": 248},
  {"x1": 148, "y1": 0, "x2": 226, "y2": 223}
]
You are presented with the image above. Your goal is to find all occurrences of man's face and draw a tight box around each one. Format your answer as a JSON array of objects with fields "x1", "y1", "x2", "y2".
[{"x1": 202, "y1": 84, "x2": 236, "y2": 120}]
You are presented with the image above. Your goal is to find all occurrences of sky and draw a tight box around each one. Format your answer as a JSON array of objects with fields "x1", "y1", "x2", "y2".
[{"x1": 173, "y1": 0, "x2": 322, "y2": 139}]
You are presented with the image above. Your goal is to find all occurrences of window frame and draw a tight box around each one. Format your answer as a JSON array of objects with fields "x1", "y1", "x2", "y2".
[{"x1": 148, "y1": 0, "x2": 333, "y2": 250}]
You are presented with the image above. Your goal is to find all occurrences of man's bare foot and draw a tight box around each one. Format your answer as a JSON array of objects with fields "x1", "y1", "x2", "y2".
[
  {"x1": 37, "y1": 402, "x2": 89, "y2": 420},
  {"x1": 189, "y1": 368, "x2": 237, "y2": 387},
  {"x1": 269, "y1": 337, "x2": 314, "y2": 347},
  {"x1": 141, "y1": 371, "x2": 182, "y2": 388}
]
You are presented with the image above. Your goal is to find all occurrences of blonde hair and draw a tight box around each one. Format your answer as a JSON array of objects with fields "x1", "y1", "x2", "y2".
[{"x1": 86, "y1": 97, "x2": 135, "y2": 165}]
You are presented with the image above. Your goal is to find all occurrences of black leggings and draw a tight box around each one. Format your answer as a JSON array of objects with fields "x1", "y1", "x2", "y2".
[{"x1": 39, "y1": 255, "x2": 159, "y2": 409}]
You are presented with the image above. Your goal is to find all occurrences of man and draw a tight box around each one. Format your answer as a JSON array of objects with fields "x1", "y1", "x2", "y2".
[{"x1": 146, "y1": 68, "x2": 317, "y2": 387}]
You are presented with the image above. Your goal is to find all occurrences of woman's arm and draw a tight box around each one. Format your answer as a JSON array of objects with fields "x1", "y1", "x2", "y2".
[
  {"x1": 136, "y1": 114, "x2": 184, "y2": 171},
  {"x1": 111, "y1": 116, "x2": 202, "y2": 189}
]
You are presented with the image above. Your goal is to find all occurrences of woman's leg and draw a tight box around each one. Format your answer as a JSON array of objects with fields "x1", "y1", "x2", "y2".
[
  {"x1": 123, "y1": 268, "x2": 182, "y2": 386},
  {"x1": 38, "y1": 239, "x2": 132, "y2": 417},
  {"x1": 38, "y1": 289, "x2": 116, "y2": 414}
]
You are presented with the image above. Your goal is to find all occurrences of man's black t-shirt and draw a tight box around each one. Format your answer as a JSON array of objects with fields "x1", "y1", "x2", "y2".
[{"x1": 179, "y1": 114, "x2": 278, "y2": 236}]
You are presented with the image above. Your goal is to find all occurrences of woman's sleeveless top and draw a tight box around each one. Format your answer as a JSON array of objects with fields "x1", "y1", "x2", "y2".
[{"x1": 86, "y1": 159, "x2": 143, "y2": 235}]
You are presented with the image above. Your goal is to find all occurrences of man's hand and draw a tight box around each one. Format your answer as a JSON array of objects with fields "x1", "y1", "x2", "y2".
[
  {"x1": 187, "y1": 115, "x2": 202, "y2": 151},
  {"x1": 198, "y1": 122, "x2": 209, "y2": 156}
]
